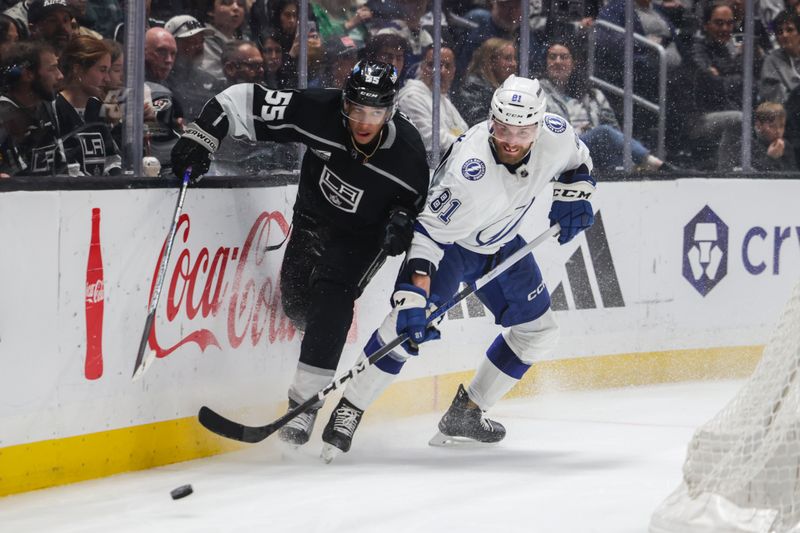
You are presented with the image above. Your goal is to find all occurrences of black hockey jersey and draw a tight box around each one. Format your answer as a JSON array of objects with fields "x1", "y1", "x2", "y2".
[
  {"x1": 55, "y1": 95, "x2": 122, "y2": 176},
  {"x1": 0, "y1": 96, "x2": 63, "y2": 176},
  {"x1": 191, "y1": 84, "x2": 430, "y2": 236}
]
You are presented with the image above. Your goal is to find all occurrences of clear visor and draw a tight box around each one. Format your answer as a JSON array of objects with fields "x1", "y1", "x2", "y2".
[
  {"x1": 489, "y1": 118, "x2": 539, "y2": 145},
  {"x1": 343, "y1": 99, "x2": 391, "y2": 125}
]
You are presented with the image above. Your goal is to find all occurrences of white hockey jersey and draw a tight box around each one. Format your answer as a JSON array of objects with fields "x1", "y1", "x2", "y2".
[{"x1": 408, "y1": 113, "x2": 593, "y2": 267}]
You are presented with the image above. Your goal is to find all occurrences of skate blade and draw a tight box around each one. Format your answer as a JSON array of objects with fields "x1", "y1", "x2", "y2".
[
  {"x1": 320, "y1": 443, "x2": 343, "y2": 464},
  {"x1": 277, "y1": 438, "x2": 306, "y2": 458},
  {"x1": 428, "y1": 431, "x2": 499, "y2": 448}
]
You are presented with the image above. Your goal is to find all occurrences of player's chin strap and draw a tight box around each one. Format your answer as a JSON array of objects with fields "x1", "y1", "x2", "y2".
[{"x1": 197, "y1": 223, "x2": 562, "y2": 444}]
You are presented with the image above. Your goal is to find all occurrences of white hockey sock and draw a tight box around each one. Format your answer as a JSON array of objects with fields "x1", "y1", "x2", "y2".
[
  {"x1": 288, "y1": 362, "x2": 335, "y2": 406},
  {"x1": 343, "y1": 353, "x2": 398, "y2": 411},
  {"x1": 467, "y1": 356, "x2": 521, "y2": 412}
]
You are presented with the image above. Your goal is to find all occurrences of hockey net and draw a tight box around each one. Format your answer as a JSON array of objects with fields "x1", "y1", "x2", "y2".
[{"x1": 650, "y1": 278, "x2": 800, "y2": 533}]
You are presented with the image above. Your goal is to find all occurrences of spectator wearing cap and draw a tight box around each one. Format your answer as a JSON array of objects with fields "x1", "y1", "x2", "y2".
[
  {"x1": 397, "y1": 43, "x2": 467, "y2": 159},
  {"x1": 324, "y1": 33, "x2": 358, "y2": 87},
  {"x1": 201, "y1": 0, "x2": 247, "y2": 82},
  {"x1": 28, "y1": 0, "x2": 75, "y2": 49},
  {"x1": 164, "y1": 14, "x2": 218, "y2": 122}
]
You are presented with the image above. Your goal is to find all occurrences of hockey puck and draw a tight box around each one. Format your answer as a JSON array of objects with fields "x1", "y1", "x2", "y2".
[{"x1": 170, "y1": 484, "x2": 193, "y2": 500}]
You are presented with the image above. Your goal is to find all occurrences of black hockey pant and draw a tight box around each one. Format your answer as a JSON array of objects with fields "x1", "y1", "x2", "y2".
[{"x1": 279, "y1": 214, "x2": 386, "y2": 371}]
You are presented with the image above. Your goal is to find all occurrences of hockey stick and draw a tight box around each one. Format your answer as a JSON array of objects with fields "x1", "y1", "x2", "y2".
[
  {"x1": 198, "y1": 223, "x2": 561, "y2": 443},
  {"x1": 132, "y1": 168, "x2": 193, "y2": 381}
]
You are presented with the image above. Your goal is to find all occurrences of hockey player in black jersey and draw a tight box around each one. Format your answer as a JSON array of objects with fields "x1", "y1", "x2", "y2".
[{"x1": 171, "y1": 60, "x2": 430, "y2": 449}]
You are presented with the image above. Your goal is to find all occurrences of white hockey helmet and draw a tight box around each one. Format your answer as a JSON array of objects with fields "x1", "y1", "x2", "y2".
[{"x1": 490, "y1": 75, "x2": 546, "y2": 127}]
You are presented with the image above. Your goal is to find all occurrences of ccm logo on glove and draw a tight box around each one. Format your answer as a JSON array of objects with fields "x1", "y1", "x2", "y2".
[
  {"x1": 549, "y1": 174, "x2": 596, "y2": 245},
  {"x1": 552, "y1": 180, "x2": 594, "y2": 201}
]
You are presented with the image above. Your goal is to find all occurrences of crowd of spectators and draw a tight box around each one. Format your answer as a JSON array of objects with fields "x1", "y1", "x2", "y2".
[{"x1": 1, "y1": 0, "x2": 799, "y2": 177}]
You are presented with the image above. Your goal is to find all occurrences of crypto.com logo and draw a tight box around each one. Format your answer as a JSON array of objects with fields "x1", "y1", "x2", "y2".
[{"x1": 683, "y1": 206, "x2": 728, "y2": 296}]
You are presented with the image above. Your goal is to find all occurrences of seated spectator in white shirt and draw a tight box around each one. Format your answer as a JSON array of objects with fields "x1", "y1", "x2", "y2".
[{"x1": 397, "y1": 44, "x2": 467, "y2": 163}]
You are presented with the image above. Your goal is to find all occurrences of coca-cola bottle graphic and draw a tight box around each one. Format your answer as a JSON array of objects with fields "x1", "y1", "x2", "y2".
[{"x1": 84, "y1": 207, "x2": 105, "y2": 380}]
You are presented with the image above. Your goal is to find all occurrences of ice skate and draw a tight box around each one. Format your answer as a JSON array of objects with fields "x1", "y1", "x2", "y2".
[
  {"x1": 320, "y1": 398, "x2": 364, "y2": 463},
  {"x1": 278, "y1": 399, "x2": 319, "y2": 447},
  {"x1": 429, "y1": 384, "x2": 506, "y2": 447}
]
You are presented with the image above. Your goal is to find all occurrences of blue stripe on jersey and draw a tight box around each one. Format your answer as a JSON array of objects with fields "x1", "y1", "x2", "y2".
[
  {"x1": 486, "y1": 334, "x2": 531, "y2": 379},
  {"x1": 414, "y1": 221, "x2": 451, "y2": 250}
]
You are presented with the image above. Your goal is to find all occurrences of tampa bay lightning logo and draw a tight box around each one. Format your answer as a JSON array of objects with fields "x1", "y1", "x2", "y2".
[
  {"x1": 544, "y1": 115, "x2": 567, "y2": 134},
  {"x1": 461, "y1": 158, "x2": 486, "y2": 181}
]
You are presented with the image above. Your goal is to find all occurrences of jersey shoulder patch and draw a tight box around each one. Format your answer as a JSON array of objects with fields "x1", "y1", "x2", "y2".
[
  {"x1": 461, "y1": 158, "x2": 486, "y2": 181},
  {"x1": 543, "y1": 114, "x2": 567, "y2": 134}
]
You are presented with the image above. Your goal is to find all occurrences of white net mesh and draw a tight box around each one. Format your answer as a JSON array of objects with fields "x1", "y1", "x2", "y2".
[{"x1": 651, "y1": 278, "x2": 800, "y2": 533}]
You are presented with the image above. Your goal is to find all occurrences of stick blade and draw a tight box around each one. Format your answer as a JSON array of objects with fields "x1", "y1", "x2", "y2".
[
  {"x1": 198, "y1": 406, "x2": 274, "y2": 443},
  {"x1": 131, "y1": 349, "x2": 156, "y2": 381}
]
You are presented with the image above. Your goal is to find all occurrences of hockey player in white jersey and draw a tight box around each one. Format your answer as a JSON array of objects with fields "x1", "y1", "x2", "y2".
[{"x1": 319, "y1": 74, "x2": 595, "y2": 462}]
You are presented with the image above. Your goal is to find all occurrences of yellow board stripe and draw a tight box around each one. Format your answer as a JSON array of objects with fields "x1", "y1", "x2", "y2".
[{"x1": 0, "y1": 345, "x2": 762, "y2": 497}]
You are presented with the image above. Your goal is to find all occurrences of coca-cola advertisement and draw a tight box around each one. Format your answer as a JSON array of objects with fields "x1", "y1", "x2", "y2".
[
  {"x1": 85, "y1": 208, "x2": 105, "y2": 380},
  {"x1": 146, "y1": 210, "x2": 299, "y2": 359}
]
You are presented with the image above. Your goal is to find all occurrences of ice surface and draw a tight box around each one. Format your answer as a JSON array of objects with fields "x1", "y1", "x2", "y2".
[{"x1": 0, "y1": 380, "x2": 743, "y2": 533}]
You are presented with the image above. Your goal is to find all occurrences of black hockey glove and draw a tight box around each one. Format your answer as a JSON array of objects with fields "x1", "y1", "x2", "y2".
[
  {"x1": 170, "y1": 123, "x2": 218, "y2": 182},
  {"x1": 382, "y1": 206, "x2": 414, "y2": 256}
]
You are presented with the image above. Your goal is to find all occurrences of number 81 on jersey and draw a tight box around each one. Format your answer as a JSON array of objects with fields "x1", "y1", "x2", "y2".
[{"x1": 429, "y1": 189, "x2": 461, "y2": 224}]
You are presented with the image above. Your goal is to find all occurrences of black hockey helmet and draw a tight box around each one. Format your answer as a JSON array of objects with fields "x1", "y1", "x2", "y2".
[{"x1": 342, "y1": 59, "x2": 399, "y2": 110}]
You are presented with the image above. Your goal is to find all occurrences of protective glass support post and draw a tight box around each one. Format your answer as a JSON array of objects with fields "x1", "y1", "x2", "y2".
[
  {"x1": 622, "y1": 0, "x2": 634, "y2": 172},
  {"x1": 431, "y1": 0, "x2": 443, "y2": 166},
  {"x1": 519, "y1": 0, "x2": 530, "y2": 78},
  {"x1": 123, "y1": 0, "x2": 146, "y2": 176},
  {"x1": 740, "y1": 0, "x2": 755, "y2": 172},
  {"x1": 297, "y1": 0, "x2": 309, "y2": 166}
]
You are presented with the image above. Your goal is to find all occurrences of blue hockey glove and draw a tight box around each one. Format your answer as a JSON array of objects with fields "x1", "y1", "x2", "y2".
[
  {"x1": 392, "y1": 283, "x2": 441, "y2": 355},
  {"x1": 549, "y1": 174, "x2": 596, "y2": 244}
]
